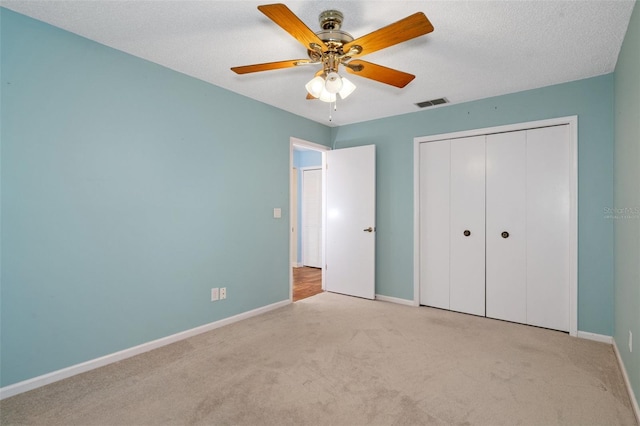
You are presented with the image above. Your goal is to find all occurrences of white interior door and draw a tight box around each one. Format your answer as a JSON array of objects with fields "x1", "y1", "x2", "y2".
[
  {"x1": 486, "y1": 131, "x2": 527, "y2": 324},
  {"x1": 526, "y1": 125, "x2": 571, "y2": 331},
  {"x1": 419, "y1": 140, "x2": 451, "y2": 308},
  {"x1": 302, "y1": 168, "x2": 322, "y2": 268},
  {"x1": 449, "y1": 136, "x2": 486, "y2": 316},
  {"x1": 325, "y1": 145, "x2": 376, "y2": 299}
]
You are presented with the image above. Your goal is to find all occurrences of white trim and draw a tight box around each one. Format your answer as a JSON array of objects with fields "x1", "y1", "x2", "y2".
[
  {"x1": 290, "y1": 137, "x2": 330, "y2": 153},
  {"x1": 413, "y1": 116, "x2": 579, "y2": 336},
  {"x1": 413, "y1": 137, "x2": 422, "y2": 308},
  {"x1": 614, "y1": 339, "x2": 640, "y2": 424},
  {"x1": 291, "y1": 166, "x2": 298, "y2": 271},
  {"x1": 577, "y1": 330, "x2": 614, "y2": 344},
  {"x1": 414, "y1": 117, "x2": 577, "y2": 145},
  {"x1": 375, "y1": 294, "x2": 415, "y2": 306},
  {"x1": 0, "y1": 299, "x2": 290, "y2": 400},
  {"x1": 567, "y1": 117, "x2": 579, "y2": 338}
]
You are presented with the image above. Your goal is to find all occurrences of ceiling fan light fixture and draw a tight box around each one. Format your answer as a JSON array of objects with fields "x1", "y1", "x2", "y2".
[
  {"x1": 232, "y1": 4, "x2": 435, "y2": 121},
  {"x1": 306, "y1": 73, "x2": 355, "y2": 102},
  {"x1": 318, "y1": 89, "x2": 337, "y2": 103},
  {"x1": 338, "y1": 77, "x2": 356, "y2": 99},
  {"x1": 324, "y1": 71, "x2": 343, "y2": 94},
  {"x1": 305, "y1": 76, "x2": 325, "y2": 98}
]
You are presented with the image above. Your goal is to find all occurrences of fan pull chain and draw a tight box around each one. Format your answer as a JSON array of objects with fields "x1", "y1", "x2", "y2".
[{"x1": 328, "y1": 99, "x2": 339, "y2": 122}]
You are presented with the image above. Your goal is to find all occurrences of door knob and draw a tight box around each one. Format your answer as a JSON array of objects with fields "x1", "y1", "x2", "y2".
[
  {"x1": 501, "y1": 231, "x2": 509, "y2": 239},
  {"x1": 363, "y1": 227, "x2": 374, "y2": 233},
  {"x1": 463, "y1": 230, "x2": 471, "y2": 236}
]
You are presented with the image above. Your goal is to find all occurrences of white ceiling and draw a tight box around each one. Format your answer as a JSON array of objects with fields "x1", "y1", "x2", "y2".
[{"x1": 1, "y1": 1, "x2": 635, "y2": 127}]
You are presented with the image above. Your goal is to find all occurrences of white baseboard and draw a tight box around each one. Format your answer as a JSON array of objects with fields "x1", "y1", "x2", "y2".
[
  {"x1": 613, "y1": 340, "x2": 640, "y2": 424},
  {"x1": 0, "y1": 299, "x2": 291, "y2": 400},
  {"x1": 577, "y1": 330, "x2": 614, "y2": 344},
  {"x1": 375, "y1": 294, "x2": 415, "y2": 306},
  {"x1": 577, "y1": 331, "x2": 639, "y2": 423}
]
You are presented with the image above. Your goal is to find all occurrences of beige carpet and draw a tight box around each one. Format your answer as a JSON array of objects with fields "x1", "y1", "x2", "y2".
[{"x1": 1, "y1": 292, "x2": 637, "y2": 425}]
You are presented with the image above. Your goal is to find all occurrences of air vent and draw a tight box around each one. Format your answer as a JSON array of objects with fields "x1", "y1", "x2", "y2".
[{"x1": 416, "y1": 98, "x2": 448, "y2": 108}]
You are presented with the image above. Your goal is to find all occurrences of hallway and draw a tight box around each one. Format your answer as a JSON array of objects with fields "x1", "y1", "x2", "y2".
[{"x1": 292, "y1": 267, "x2": 322, "y2": 301}]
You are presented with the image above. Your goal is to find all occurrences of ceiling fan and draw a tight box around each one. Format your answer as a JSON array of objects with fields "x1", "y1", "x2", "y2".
[{"x1": 231, "y1": 3, "x2": 434, "y2": 107}]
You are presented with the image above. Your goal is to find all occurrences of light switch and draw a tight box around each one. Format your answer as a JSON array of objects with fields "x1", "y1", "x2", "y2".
[{"x1": 273, "y1": 208, "x2": 282, "y2": 219}]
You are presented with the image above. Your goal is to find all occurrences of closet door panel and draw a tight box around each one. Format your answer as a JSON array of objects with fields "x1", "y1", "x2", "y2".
[
  {"x1": 485, "y1": 132, "x2": 527, "y2": 324},
  {"x1": 302, "y1": 169, "x2": 323, "y2": 268},
  {"x1": 526, "y1": 126, "x2": 571, "y2": 331},
  {"x1": 419, "y1": 141, "x2": 451, "y2": 308},
  {"x1": 450, "y1": 136, "x2": 486, "y2": 316}
]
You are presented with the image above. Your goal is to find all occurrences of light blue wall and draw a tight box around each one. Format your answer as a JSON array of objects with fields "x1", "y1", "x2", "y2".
[
  {"x1": 0, "y1": 8, "x2": 330, "y2": 387},
  {"x1": 332, "y1": 74, "x2": 616, "y2": 336},
  {"x1": 1, "y1": 5, "x2": 629, "y2": 390},
  {"x1": 614, "y1": 1, "x2": 639, "y2": 404},
  {"x1": 293, "y1": 150, "x2": 322, "y2": 264}
]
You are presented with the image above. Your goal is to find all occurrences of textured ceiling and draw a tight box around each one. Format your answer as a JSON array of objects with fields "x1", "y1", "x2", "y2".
[{"x1": 1, "y1": 1, "x2": 635, "y2": 126}]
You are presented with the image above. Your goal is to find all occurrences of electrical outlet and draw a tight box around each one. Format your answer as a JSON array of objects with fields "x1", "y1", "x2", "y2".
[
  {"x1": 629, "y1": 331, "x2": 633, "y2": 353},
  {"x1": 220, "y1": 287, "x2": 227, "y2": 300},
  {"x1": 211, "y1": 288, "x2": 219, "y2": 302}
]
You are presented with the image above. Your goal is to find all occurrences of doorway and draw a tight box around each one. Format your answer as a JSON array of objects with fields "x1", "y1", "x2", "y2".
[
  {"x1": 292, "y1": 266, "x2": 322, "y2": 301},
  {"x1": 290, "y1": 138, "x2": 329, "y2": 301}
]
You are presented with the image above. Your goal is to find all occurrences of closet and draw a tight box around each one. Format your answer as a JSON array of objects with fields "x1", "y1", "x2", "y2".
[{"x1": 419, "y1": 124, "x2": 572, "y2": 332}]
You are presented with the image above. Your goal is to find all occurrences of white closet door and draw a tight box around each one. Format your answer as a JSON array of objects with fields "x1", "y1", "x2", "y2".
[
  {"x1": 302, "y1": 168, "x2": 322, "y2": 268},
  {"x1": 526, "y1": 126, "x2": 571, "y2": 331},
  {"x1": 419, "y1": 140, "x2": 450, "y2": 308},
  {"x1": 450, "y1": 136, "x2": 486, "y2": 316},
  {"x1": 486, "y1": 132, "x2": 527, "y2": 324}
]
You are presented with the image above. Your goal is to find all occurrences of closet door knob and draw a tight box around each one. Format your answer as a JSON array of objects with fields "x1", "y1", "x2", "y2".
[
  {"x1": 501, "y1": 231, "x2": 509, "y2": 239},
  {"x1": 463, "y1": 230, "x2": 471, "y2": 237}
]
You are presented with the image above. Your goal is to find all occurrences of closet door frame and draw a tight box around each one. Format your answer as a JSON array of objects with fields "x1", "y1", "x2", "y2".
[{"x1": 413, "y1": 116, "x2": 578, "y2": 337}]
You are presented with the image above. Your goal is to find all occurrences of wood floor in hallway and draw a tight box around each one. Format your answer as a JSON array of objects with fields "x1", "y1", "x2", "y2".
[{"x1": 293, "y1": 267, "x2": 322, "y2": 302}]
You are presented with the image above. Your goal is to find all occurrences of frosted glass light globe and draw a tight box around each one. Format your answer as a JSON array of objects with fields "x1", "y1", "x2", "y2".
[{"x1": 324, "y1": 72, "x2": 343, "y2": 94}]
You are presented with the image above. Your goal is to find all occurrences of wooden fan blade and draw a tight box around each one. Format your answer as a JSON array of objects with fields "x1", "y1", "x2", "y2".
[
  {"x1": 343, "y1": 12, "x2": 433, "y2": 58},
  {"x1": 258, "y1": 3, "x2": 325, "y2": 50},
  {"x1": 231, "y1": 59, "x2": 310, "y2": 74},
  {"x1": 344, "y1": 60, "x2": 415, "y2": 88}
]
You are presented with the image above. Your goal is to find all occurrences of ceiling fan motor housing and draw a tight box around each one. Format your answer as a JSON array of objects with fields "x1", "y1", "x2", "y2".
[
  {"x1": 316, "y1": 10, "x2": 353, "y2": 49},
  {"x1": 308, "y1": 9, "x2": 355, "y2": 70}
]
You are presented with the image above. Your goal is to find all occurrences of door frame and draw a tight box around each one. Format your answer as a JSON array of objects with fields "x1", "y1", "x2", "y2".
[
  {"x1": 290, "y1": 137, "x2": 330, "y2": 301},
  {"x1": 413, "y1": 116, "x2": 578, "y2": 336}
]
